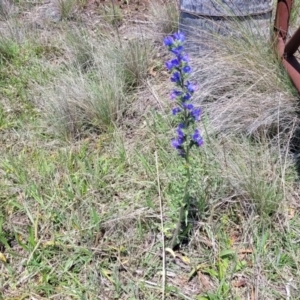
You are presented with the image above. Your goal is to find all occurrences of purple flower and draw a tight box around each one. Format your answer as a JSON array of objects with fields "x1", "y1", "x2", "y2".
[
  {"x1": 171, "y1": 71, "x2": 181, "y2": 84},
  {"x1": 191, "y1": 107, "x2": 201, "y2": 121},
  {"x1": 164, "y1": 36, "x2": 174, "y2": 47},
  {"x1": 166, "y1": 60, "x2": 174, "y2": 71},
  {"x1": 165, "y1": 32, "x2": 185, "y2": 47},
  {"x1": 170, "y1": 89, "x2": 182, "y2": 100},
  {"x1": 166, "y1": 59, "x2": 180, "y2": 71},
  {"x1": 171, "y1": 59, "x2": 180, "y2": 67},
  {"x1": 182, "y1": 93, "x2": 191, "y2": 101},
  {"x1": 172, "y1": 124, "x2": 185, "y2": 150},
  {"x1": 171, "y1": 139, "x2": 186, "y2": 156},
  {"x1": 172, "y1": 107, "x2": 181, "y2": 115},
  {"x1": 171, "y1": 138, "x2": 183, "y2": 149},
  {"x1": 178, "y1": 54, "x2": 189, "y2": 62},
  {"x1": 176, "y1": 123, "x2": 185, "y2": 139},
  {"x1": 164, "y1": 32, "x2": 185, "y2": 55},
  {"x1": 171, "y1": 45, "x2": 184, "y2": 56},
  {"x1": 172, "y1": 125, "x2": 186, "y2": 156},
  {"x1": 164, "y1": 31, "x2": 203, "y2": 157},
  {"x1": 191, "y1": 129, "x2": 203, "y2": 147},
  {"x1": 173, "y1": 31, "x2": 185, "y2": 43},
  {"x1": 183, "y1": 103, "x2": 194, "y2": 110},
  {"x1": 186, "y1": 81, "x2": 197, "y2": 93},
  {"x1": 182, "y1": 65, "x2": 191, "y2": 74}
]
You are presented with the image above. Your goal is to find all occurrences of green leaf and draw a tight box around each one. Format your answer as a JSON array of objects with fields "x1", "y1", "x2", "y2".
[
  {"x1": 218, "y1": 258, "x2": 229, "y2": 280},
  {"x1": 235, "y1": 260, "x2": 247, "y2": 272},
  {"x1": 219, "y1": 249, "x2": 236, "y2": 258},
  {"x1": 202, "y1": 268, "x2": 218, "y2": 278}
]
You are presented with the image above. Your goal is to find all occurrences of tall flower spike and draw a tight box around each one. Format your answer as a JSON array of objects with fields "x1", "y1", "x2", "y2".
[
  {"x1": 164, "y1": 31, "x2": 203, "y2": 157},
  {"x1": 164, "y1": 31, "x2": 203, "y2": 249}
]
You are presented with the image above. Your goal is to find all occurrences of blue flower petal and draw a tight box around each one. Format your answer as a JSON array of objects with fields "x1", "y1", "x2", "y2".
[
  {"x1": 171, "y1": 45, "x2": 184, "y2": 56},
  {"x1": 186, "y1": 81, "x2": 197, "y2": 93},
  {"x1": 171, "y1": 71, "x2": 181, "y2": 84},
  {"x1": 191, "y1": 108, "x2": 202, "y2": 121},
  {"x1": 172, "y1": 107, "x2": 182, "y2": 115},
  {"x1": 164, "y1": 36, "x2": 174, "y2": 47},
  {"x1": 191, "y1": 129, "x2": 203, "y2": 147},
  {"x1": 182, "y1": 65, "x2": 191, "y2": 74},
  {"x1": 170, "y1": 90, "x2": 182, "y2": 100},
  {"x1": 182, "y1": 93, "x2": 191, "y2": 101},
  {"x1": 173, "y1": 31, "x2": 185, "y2": 43},
  {"x1": 183, "y1": 103, "x2": 194, "y2": 110}
]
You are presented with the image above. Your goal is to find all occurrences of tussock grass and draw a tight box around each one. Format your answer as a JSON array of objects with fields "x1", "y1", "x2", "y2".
[
  {"x1": 189, "y1": 21, "x2": 298, "y2": 145},
  {"x1": 117, "y1": 37, "x2": 155, "y2": 90},
  {"x1": 0, "y1": 0, "x2": 15, "y2": 20},
  {"x1": 34, "y1": 69, "x2": 126, "y2": 139},
  {"x1": 54, "y1": 0, "x2": 77, "y2": 20},
  {"x1": 290, "y1": 0, "x2": 300, "y2": 27},
  {"x1": 67, "y1": 28, "x2": 96, "y2": 71},
  {"x1": 1, "y1": 18, "x2": 34, "y2": 44},
  {"x1": 99, "y1": 2, "x2": 123, "y2": 27},
  {"x1": 32, "y1": 29, "x2": 155, "y2": 140},
  {"x1": 0, "y1": 23, "x2": 55, "y2": 129},
  {"x1": 0, "y1": 34, "x2": 18, "y2": 63},
  {"x1": 211, "y1": 136, "x2": 294, "y2": 218},
  {"x1": 149, "y1": 0, "x2": 179, "y2": 34}
]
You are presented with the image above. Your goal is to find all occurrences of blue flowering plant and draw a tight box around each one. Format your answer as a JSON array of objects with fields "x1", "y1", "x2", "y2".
[
  {"x1": 164, "y1": 32, "x2": 203, "y2": 248},
  {"x1": 164, "y1": 32, "x2": 203, "y2": 159}
]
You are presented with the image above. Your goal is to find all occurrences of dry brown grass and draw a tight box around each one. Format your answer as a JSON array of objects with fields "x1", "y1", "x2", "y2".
[
  {"x1": 187, "y1": 23, "x2": 299, "y2": 146},
  {"x1": 148, "y1": 0, "x2": 179, "y2": 35},
  {"x1": 31, "y1": 29, "x2": 155, "y2": 140}
]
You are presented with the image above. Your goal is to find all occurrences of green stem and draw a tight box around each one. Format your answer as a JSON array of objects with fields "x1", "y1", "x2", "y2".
[{"x1": 170, "y1": 148, "x2": 191, "y2": 249}]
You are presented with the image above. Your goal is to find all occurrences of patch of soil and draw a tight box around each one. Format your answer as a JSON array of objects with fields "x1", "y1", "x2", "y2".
[
  {"x1": 86, "y1": 0, "x2": 149, "y2": 20},
  {"x1": 13, "y1": 0, "x2": 153, "y2": 32}
]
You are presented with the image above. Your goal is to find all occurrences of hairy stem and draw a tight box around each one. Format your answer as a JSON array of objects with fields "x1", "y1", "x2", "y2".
[{"x1": 170, "y1": 151, "x2": 191, "y2": 249}]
